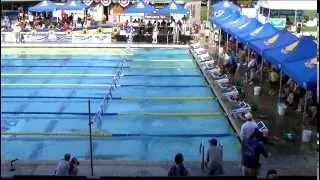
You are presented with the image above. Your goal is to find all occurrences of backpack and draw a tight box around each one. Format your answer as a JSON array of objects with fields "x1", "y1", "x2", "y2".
[{"x1": 168, "y1": 164, "x2": 189, "y2": 176}]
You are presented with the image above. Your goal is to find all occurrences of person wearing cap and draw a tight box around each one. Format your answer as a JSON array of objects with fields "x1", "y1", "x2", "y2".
[
  {"x1": 240, "y1": 112, "x2": 257, "y2": 142},
  {"x1": 205, "y1": 138, "x2": 223, "y2": 176},
  {"x1": 55, "y1": 153, "x2": 71, "y2": 176}
]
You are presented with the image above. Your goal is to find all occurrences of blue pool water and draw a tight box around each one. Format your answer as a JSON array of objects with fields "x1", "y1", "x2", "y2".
[{"x1": 1, "y1": 48, "x2": 240, "y2": 161}]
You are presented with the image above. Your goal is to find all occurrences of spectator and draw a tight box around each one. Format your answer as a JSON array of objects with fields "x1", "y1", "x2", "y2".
[
  {"x1": 168, "y1": 153, "x2": 190, "y2": 176},
  {"x1": 241, "y1": 129, "x2": 269, "y2": 177},
  {"x1": 55, "y1": 153, "x2": 71, "y2": 176},
  {"x1": 69, "y1": 157, "x2": 80, "y2": 176},
  {"x1": 268, "y1": 68, "x2": 279, "y2": 95},
  {"x1": 205, "y1": 138, "x2": 223, "y2": 176},
  {"x1": 247, "y1": 55, "x2": 257, "y2": 84},
  {"x1": 240, "y1": 112, "x2": 257, "y2": 142}
]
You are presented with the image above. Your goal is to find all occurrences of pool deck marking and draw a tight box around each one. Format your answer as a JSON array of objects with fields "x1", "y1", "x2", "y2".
[
  {"x1": 2, "y1": 96, "x2": 215, "y2": 101},
  {"x1": 1, "y1": 84, "x2": 208, "y2": 88},
  {"x1": 1, "y1": 131, "x2": 233, "y2": 138},
  {"x1": 2, "y1": 65, "x2": 194, "y2": 69},
  {"x1": 1, "y1": 74, "x2": 201, "y2": 77},
  {"x1": 1, "y1": 112, "x2": 224, "y2": 116}
]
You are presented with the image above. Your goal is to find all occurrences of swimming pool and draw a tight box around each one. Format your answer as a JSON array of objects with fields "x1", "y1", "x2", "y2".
[{"x1": 1, "y1": 47, "x2": 240, "y2": 161}]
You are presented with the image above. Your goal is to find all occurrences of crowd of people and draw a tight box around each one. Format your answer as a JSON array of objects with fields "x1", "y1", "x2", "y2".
[
  {"x1": 2, "y1": 8, "x2": 98, "y2": 33},
  {"x1": 215, "y1": 38, "x2": 318, "y2": 125},
  {"x1": 122, "y1": 17, "x2": 195, "y2": 44}
]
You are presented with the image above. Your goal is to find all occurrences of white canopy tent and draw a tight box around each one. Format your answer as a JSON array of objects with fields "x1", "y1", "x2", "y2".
[
  {"x1": 258, "y1": 0, "x2": 317, "y2": 26},
  {"x1": 258, "y1": 0, "x2": 317, "y2": 10}
]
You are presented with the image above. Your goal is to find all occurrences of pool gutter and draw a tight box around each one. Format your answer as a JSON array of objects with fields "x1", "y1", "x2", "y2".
[{"x1": 189, "y1": 49, "x2": 241, "y2": 137}]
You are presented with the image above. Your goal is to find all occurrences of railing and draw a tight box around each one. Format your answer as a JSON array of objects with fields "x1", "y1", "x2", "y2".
[
  {"x1": 1, "y1": 31, "x2": 112, "y2": 44},
  {"x1": 199, "y1": 139, "x2": 206, "y2": 171}
]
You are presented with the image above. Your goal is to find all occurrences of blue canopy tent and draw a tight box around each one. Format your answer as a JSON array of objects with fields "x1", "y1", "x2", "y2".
[
  {"x1": 237, "y1": 23, "x2": 278, "y2": 43},
  {"x1": 228, "y1": 18, "x2": 262, "y2": 40},
  {"x1": 263, "y1": 36, "x2": 317, "y2": 67},
  {"x1": 281, "y1": 57, "x2": 317, "y2": 90},
  {"x1": 211, "y1": 10, "x2": 240, "y2": 27},
  {"x1": 124, "y1": 1, "x2": 156, "y2": 14},
  {"x1": 28, "y1": 0, "x2": 62, "y2": 12},
  {"x1": 221, "y1": 15, "x2": 249, "y2": 34},
  {"x1": 158, "y1": 1, "x2": 189, "y2": 15},
  {"x1": 248, "y1": 30, "x2": 298, "y2": 56},
  {"x1": 211, "y1": 1, "x2": 240, "y2": 12},
  {"x1": 61, "y1": 0, "x2": 88, "y2": 10}
]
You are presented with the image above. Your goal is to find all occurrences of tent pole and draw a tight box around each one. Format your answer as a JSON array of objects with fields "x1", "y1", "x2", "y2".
[
  {"x1": 294, "y1": 10, "x2": 297, "y2": 27},
  {"x1": 236, "y1": 39, "x2": 238, "y2": 55},
  {"x1": 278, "y1": 70, "x2": 283, "y2": 103},
  {"x1": 218, "y1": 28, "x2": 221, "y2": 62},
  {"x1": 267, "y1": 8, "x2": 271, "y2": 21},
  {"x1": 226, "y1": 33, "x2": 229, "y2": 52},
  {"x1": 302, "y1": 90, "x2": 308, "y2": 122},
  {"x1": 260, "y1": 58, "x2": 264, "y2": 82}
]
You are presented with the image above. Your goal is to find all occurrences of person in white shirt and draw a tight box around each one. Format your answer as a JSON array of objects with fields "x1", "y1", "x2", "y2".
[
  {"x1": 240, "y1": 112, "x2": 257, "y2": 142},
  {"x1": 247, "y1": 55, "x2": 257, "y2": 84},
  {"x1": 55, "y1": 153, "x2": 71, "y2": 176}
]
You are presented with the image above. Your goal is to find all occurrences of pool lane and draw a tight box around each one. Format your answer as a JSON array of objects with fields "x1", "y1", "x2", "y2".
[
  {"x1": 2, "y1": 136, "x2": 240, "y2": 161},
  {"x1": 1, "y1": 98, "x2": 221, "y2": 114}
]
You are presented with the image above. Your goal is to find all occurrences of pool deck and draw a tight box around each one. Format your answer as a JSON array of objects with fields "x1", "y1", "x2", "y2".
[{"x1": 1, "y1": 42, "x2": 318, "y2": 177}]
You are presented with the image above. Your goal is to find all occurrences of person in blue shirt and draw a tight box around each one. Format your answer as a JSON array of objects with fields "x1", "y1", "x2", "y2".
[{"x1": 241, "y1": 128, "x2": 269, "y2": 176}]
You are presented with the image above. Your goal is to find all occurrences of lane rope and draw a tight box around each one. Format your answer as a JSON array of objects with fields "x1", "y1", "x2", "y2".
[
  {"x1": 1, "y1": 132, "x2": 232, "y2": 138},
  {"x1": 1, "y1": 84, "x2": 207, "y2": 88},
  {"x1": 2, "y1": 96, "x2": 216, "y2": 101},
  {"x1": 1, "y1": 74, "x2": 201, "y2": 77},
  {"x1": 1, "y1": 112, "x2": 225, "y2": 116}
]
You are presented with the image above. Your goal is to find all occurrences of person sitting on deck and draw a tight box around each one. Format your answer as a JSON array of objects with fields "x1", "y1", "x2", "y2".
[
  {"x1": 55, "y1": 153, "x2": 71, "y2": 176},
  {"x1": 168, "y1": 153, "x2": 190, "y2": 176}
]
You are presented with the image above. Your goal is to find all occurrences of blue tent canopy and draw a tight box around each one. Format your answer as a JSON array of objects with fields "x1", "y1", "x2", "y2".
[
  {"x1": 263, "y1": 36, "x2": 318, "y2": 67},
  {"x1": 210, "y1": 9, "x2": 234, "y2": 24},
  {"x1": 28, "y1": 0, "x2": 62, "y2": 12},
  {"x1": 211, "y1": 10, "x2": 240, "y2": 27},
  {"x1": 221, "y1": 15, "x2": 249, "y2": 34},
  {"x1": 61, "y1": 0, "x2": 88, "y2": 10},
  {"x1": 237, "y1": 23, "x2": 278, "y2": 43},
  {"x1": 158, "y1": 1, "x2": 189, "y2": 14},
  {"x1": 248, "y1": 30, "x2": 298, "y2": 55},
  {"x1": 124, "y1": 1, "x2": 156, "y2": 14},
  {"x1": 281, "y1": 57, "x2": 317, "y2": 90},
  {"x1": 228, "y1": 18, "x2": 262, "y2": 40},
  {"x1": 211, "y1": 1, "x2": 240, "y2": 12}
]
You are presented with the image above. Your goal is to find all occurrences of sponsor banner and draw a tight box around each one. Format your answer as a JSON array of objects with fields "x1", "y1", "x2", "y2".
[
  {"x1": 72, "y1": 34, "x2": 112, "y2": 43},
  {"x1": 144, "y1": 14, "x2": 170, "y2": 20}
]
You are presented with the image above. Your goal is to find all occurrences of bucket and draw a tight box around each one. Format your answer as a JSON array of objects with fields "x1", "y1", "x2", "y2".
[
  {"x1": 254, "y1": 86, "x2": 261, "y2": 96},
  {"x1": 302, "y1": 129, "x2": 312, "y2": 143},
  {"x1": 277, "y1": 103, "x2": 287, "y2": 116}
]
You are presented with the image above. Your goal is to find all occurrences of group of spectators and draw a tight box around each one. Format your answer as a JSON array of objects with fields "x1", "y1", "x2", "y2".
[
  {"x1": 3, "y1": 7, "x2": 96, "y2": 33},
  {"x1": 217, "y1": 39, "x2": 318, "y2": 125},
  {"x1": 122, "y1": 18, "x2": 193, "y2": 44}
]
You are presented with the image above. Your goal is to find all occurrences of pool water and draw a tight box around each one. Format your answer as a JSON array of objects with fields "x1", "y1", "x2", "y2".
[{"x1": 1, "y1": 48, "x2": 240, "y2": 161}]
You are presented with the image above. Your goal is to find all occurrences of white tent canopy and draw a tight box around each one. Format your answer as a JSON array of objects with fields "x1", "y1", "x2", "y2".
[{"x1": 258, "y1": 0, "x2": 317, "y2": 10}]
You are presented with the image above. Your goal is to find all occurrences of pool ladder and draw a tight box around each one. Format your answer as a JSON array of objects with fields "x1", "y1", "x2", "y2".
[{"x1": 199, "y1": 140, "x2": 206, "y2": 171}]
